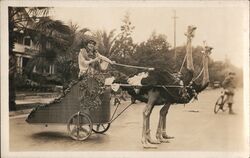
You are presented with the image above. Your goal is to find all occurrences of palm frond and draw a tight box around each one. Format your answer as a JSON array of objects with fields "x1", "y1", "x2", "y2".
[
  {"x1": 34, "y1": 17, "x2": 70, "y2": 33},
  {"x1": 27, "y1": 7, "x2": 50, "y2": 17},
  {"x1": 79, "y1": 28, "x2": 90, "y2": 34},
  {"x1": 11, "y1": 7, "x2": 35, "y2": 29}
]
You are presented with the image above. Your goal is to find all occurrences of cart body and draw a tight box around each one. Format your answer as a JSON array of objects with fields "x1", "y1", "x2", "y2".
[{"x1": 26, "y1": 77, "x2": 111, "y2": 124}]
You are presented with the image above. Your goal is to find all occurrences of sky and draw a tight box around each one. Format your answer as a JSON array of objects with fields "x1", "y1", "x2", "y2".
[{"x1": 51, "y1": 2, "x2": 248, "y2": 68}]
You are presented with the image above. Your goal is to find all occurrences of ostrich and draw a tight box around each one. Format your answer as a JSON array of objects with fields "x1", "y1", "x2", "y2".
[{"x1": 113, "y1": 26, "x2": 213, "y2": 148}]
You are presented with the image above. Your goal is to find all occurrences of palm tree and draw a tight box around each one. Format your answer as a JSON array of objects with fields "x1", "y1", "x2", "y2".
[
  {"x1": 55, "y1": 24, "x2": 90, "y2": 83},
  {"x1": 94, "y1": 29, "x2": 116, "y2": 57},
  {"x1": 9, "y1": 7, "x2": 50, "y2": 111},
  {"x1": 24, "y1": 17, "x2": 71, "y2": 75}
]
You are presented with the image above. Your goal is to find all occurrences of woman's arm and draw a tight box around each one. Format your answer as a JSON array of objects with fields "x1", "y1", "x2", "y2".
[
  {"x1": 79, "y1": 49, "x2": 98, "y2": 65},
  {"x1": 96, "y1": 52, "x2": 114, "y2": 64},
  {"x1": 86, "y1": 58, "x2": 99, "y2": 65}
]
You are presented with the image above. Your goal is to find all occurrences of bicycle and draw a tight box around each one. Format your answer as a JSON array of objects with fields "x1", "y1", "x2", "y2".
[{"x1": 214, "y1": 90, "x2": 229, "y2": 114}]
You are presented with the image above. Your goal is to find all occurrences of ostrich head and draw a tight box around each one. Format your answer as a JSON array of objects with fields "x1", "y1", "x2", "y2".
[
  {"x1": 204, "y1": 46, "x2": 213, "y2": 55},
  {"x1": 185, "y1": 25, "x2": 197, "y2": 38}
]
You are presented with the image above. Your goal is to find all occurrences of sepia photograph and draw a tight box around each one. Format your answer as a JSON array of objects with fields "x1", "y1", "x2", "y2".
[{"x1": 1, "y1": 0, "x2": 249, "y2": 158}]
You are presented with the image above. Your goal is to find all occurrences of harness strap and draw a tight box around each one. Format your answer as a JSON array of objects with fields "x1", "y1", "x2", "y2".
[
  {"x1": 179, "y1": 53, "x2": 187, "y2": 73},
  {"x1": 113, "y1": 63, "x2": 154, "y2": 71},
  {"x1": 117, "y1": 84, "x2": 187, "y2": 88},
  {"x1": 109, "y1": 103, "x2": 133, "y2": 123},
  {"x1": 192, "y1": 67, "x2": 204, "y2": 82},
  {"x1": 161, "y1": 86, "x2": 188, "y2": 102}
]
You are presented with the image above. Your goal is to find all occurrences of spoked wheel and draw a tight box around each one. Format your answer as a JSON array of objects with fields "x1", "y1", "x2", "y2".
[
  {"x1": 67, "y1": 112, "x2": 93, "y2": 141},
  {"x1": 214, "y1": 96, "x2": 225, "y2": 114},
  {"x1": 92, "y1": 123, "x2": 111, "y2": 134}
]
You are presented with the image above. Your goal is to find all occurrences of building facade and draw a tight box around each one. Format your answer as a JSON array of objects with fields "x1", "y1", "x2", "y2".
[{"x1": 13, "y1": 31, "x2": 55, "y2": 75}]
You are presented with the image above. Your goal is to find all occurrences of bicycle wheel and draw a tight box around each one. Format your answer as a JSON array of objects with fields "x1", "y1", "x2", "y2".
[{"x1": 214, "y1": 96, "x2": 224, "y2": 114}]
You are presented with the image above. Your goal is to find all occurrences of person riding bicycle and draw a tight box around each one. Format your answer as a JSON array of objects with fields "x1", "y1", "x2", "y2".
[{"x1": 222, "y1": 72, "x2": 236, "y2": 114}]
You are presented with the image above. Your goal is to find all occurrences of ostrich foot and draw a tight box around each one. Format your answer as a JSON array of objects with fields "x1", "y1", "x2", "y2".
[
  {"x1": 142, "y1": 130, "x2": 159, "y2": 148},
  {"x1": 147, "y1": 137, "x2": 161, "y2": 144},
  {"x1": 162, "y1": 132, "x2": 174, "y2": 139},
  {"x1": 142, "y1": 141, "x2": 158, "y2": 149},
  {"x1": 156, "y1": 135, "x2": 170, "y2": 143},
  {"x1": 145, "y1": 130, "x2": 161, "y2": 144}
]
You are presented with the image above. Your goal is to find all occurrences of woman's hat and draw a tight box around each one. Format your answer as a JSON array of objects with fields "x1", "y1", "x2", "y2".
[
  {"x1": 87, "y1": 38, "x2": 96, "y2": 45},
  {"x1": 87, "y1": 39, "x2": 96, "y2": 45},
  {"x1": 229, "y1": 72, "x2": 236, "y2": 75}
]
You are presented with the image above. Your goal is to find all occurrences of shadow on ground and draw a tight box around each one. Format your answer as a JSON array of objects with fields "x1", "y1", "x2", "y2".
[
  {"x1": 31, "y1": 131, "x2": 109, "y2": 143},
  {"x1": 31, "y1": 131, "x2": 71, "y2": 141}
]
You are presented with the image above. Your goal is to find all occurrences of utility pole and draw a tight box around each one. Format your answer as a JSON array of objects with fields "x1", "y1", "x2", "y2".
[{"x1": 172, "y1": 10, "x2": 178, "y2": 71}]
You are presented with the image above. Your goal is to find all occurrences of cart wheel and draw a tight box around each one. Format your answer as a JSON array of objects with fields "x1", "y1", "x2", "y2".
[
  {"x1": 92, "y1": 123, "x2": 111, "y2": 134},
  {"x1": 67, "y1": 112, "x2": 93, "y2": 141}
]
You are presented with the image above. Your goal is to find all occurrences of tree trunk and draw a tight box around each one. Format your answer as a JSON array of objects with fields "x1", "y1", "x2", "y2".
[
  {"x1": 9, "y1": 8, "x2": 16, "y2": 111},
  {"x1": 9, "y1": 66, "x2": 16, "y2": 111}
]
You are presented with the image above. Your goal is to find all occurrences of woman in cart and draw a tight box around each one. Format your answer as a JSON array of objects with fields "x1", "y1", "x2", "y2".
[
  {"x1": 78, "y1": 38, "x2": 114, "y2": 77},
  {"x1": 78, "y1": 38, "x2": 115, "y2": 109}
]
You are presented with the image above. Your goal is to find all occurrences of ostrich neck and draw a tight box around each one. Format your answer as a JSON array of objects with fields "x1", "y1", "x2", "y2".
[
  {"x1": 202, "y1": 54, "x2": 209, "y2": 86},
  {"x1": 192, "y1": 53, "x2": 210, "y2": 94},
  {"x1": 186, "y1": 37, "x2": 194, "y2": 71}
]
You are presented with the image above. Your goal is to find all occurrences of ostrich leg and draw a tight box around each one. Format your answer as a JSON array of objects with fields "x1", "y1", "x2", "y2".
[
  {"x1": 156, "y1": 103, "x2": 173, "y2": 143},
  {"x1": 142, "y1": 90, "x2": 160, "y2": 148},
  {"x1": 162, "y1": 106, "x2": 175, "y2": 139}
]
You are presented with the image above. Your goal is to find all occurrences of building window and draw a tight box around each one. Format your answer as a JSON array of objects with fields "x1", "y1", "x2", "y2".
[
  {"x1": 16, "y1": 35, "x2": 23, "y2": 44},
  {"x1": 46, "y1": 42, "x2": 51, "y2": 49},
  {"x1": 23, "y1": 36, "x2": 31, "y2": 46},
  {"x1": 16, "y1": 56, "x2": 23, "y2": 73},
  {"x1": 33, "y1": 66, "x2": 37, "y2": 73},
  {"x1": 49, "y1": 65, "x2": 55, "y2": 74}
]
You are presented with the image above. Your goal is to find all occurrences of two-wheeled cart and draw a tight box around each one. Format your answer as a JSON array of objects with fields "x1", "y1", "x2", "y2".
[
  {"x1": 26, "y1": 73, "x2": 187, "y2": 141},
  {"x1": 26, "y1": 76, "x2": 133, "y2": 141}
]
